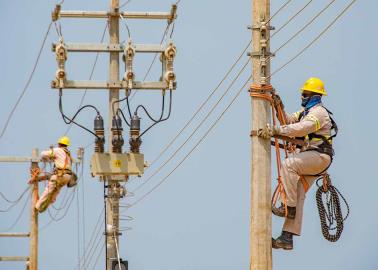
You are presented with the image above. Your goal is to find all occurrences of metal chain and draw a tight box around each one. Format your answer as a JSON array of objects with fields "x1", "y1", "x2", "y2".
[{"x1": 316, "y1": 176, "x2": 350, "y2": 242}]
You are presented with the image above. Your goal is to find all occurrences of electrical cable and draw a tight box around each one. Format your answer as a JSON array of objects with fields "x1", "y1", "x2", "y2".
[
  {"x1": 58, "y1": 89, "x2": 101, "y2": 139},
  {"x1": 120, "y1": 0, "x2": 132, "y2": 9},
  {"x1": 91, "y1": 242, "x2": 105, "y2": 270},
  {"x1": 129, "y1": 75, "x2": 252, "y2": 208},
  {"x1": 0, "y1": 21, "x2": 52, "y2": 139},
  {"x1": 149, "y1": 41, "x2": 251, "y2": 167},
  {"x1": 74, "y1": 209, "x2": 104, "y2": 270},
  {"x1": 1, "y1": 189, "x2": 31, "y2": 232},
  {"x1": 267, "y1": 0, "x2": 292, "y2": 24},
  {"x1": 132, "y1": 59, "x2": 250, "y2": 193},
  {"x1": 270, "y1": 0, "x2": 357, "y2": 78},
  {"x1": 0, "y1": 187, "x2": 30, "y2": 205},
  {"x1": 272, "y1": 0, "x2": 337, "y2": 55},
  {"x1": 270, "y1": 0, "x2": 314, "y2": 39},
  {"x1": 65, "y1": 23, "x2": 108, "y2": 135},
  {"x1": 139, "y1": 90, "x2": 173, "y2": 138},
  {"x1": 135, "y1": 94, "x2": 166, "y2": 123}
]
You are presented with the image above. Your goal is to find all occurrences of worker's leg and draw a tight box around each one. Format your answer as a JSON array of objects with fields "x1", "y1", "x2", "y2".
[
  {"x1": 281, "y1": 151, "x2": 331, "y2": 207},
  {"x1": 50, "y1": 174, "x2": 71, "y2": 203},
  {"x1": 35, "y1": 176, "x2": 58, "y2": 213},
  {"x1": 282, "y1": 176, "x2": 317, "y2": 235}
]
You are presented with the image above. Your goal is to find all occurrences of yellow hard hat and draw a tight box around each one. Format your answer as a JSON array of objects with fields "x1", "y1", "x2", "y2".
[
  {"x1": 58, "y1": 136, "x2": 70, "y2": 146},
  {"x1": 300, "y1": 77, "x2": 327, "y2": 96}
]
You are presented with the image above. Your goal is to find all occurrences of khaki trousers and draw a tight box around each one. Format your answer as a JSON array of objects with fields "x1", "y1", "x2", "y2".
[
  {"x1": 280, "y1": 150, "x2": 331, "y2": 235},
  {"x1": 35, "y1": 174, "x2": 71, "y2": 213}
]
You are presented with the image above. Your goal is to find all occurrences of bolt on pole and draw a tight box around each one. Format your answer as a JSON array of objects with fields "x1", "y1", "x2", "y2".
[{"x1": 250, "y1": 0, "x2": 272, "y2": 269}]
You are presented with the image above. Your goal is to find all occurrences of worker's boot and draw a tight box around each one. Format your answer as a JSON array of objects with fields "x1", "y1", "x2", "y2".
[
  {"x1": 272, "y1": 231, "x2": 293, "y2": 250},
  {"x1": 272, "y1": 204, "x2": 296, "y2": 219}
]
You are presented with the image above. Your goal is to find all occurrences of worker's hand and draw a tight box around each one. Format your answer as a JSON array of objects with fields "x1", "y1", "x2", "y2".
[
  {"x1": 272, "y1": 94, "x2": 284, "y2": 110},
  {"x1": 257, "y1": 124, "x2": 280, "y2": 139}
]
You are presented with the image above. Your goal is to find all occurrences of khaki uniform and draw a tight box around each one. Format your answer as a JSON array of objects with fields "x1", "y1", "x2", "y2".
[
  {"x1": 35, "y1": 147, "x2": 72, "y2": 213},
  {"x1": 278, "y1": 104, "x2": 332, "y2": 235}
]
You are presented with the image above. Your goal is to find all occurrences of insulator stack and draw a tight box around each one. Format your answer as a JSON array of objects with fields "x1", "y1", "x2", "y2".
[
  {"x1": 94, "y1": 114, "x2": 105, "y2": 153},
  {"x1": 123, "y1": 40, "x2": 135, "y2": 90},
  {"x1": 55, "y1": 41, "x2": 67, "y2": 88},
  {"x1": 129, "y1": 113, "x2": 142, "y2": 153},
  {"x1": 112, "y1": 115, "x2": 124, "y2": 153},
  {"x1": 163, "y1": 41, "x2": 177, "y2": 90}
]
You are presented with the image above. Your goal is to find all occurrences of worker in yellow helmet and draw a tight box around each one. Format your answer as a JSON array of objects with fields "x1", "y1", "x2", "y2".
[
  {"x1": 257, "y1": 77, "x2": 338, "y2": 250},
  {"x1": 28, "y1": 136, "x2": 78, "y2": 213}
]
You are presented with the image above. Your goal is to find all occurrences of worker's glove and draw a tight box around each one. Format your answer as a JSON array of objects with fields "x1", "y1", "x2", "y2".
[
  {"x1": 257, "y1": 124, "x2": 281, "y2": 139},
  {"x1": 272, "y1": 94, "x2": 284, "y2": 110}
]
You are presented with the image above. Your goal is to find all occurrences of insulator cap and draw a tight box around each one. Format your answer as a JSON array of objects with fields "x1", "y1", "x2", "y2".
[
  {"x1": 130, "y1": 114, "x2": 140, "y2": 131},
  {"x1": 94, "y1": 114, "x2": 104, "y2": 130},
  {"x1": 112, "y1": 115, "x2": 122, "y2": 130}
]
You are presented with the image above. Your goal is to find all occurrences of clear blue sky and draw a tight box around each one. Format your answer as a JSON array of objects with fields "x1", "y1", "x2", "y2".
[{"x1": 0, "y1": 0, "x2": 376, "y2": 269}]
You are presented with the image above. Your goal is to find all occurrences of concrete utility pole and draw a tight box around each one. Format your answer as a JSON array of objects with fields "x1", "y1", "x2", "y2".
[
  {"x1": 0, "y1": 149, "x2": 39, "y2": 270},
  {"x1": 29, "y1": 149, "x2": 39, "y2": 270},
  {"x1": 106, "y1": 1, "x2": 121, "y2": 269},
  {"x1": 51, "y1": 2, "x2": 177, "y2": 269},
  {"x1": 250, "y1": 0, "x2": 272, "y2": 269}
]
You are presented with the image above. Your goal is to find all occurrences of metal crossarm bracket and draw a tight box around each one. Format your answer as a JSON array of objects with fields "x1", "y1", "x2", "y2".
[
  {"x1": 58, "y1": 11, "x2": 176, "y2": 20},
  {"x1": 51, "y1": 80, "x2": 176, "y2": 90},
  {"x1": 52, "y1": 43, "x2": 165, "y2": 53}
]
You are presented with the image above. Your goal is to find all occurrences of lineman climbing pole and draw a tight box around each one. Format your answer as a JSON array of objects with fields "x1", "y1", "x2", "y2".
[
  {"x1": 51, "y1": 1, "x2": 177, "y2": 269},
  {"x1": 250, "y1": 0, "x2": 272, "y2": 269}
]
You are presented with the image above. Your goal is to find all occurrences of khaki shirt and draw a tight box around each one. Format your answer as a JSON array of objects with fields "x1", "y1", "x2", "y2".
[
  {"x1": 41, "y1": 147, "x2": 72, "y2": 170},
  {"x1": 279, "y1": 104, "x2": 332, "y2": 148}
]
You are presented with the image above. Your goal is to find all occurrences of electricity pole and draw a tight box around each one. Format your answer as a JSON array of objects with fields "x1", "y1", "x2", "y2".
[
  {"x1": 51, "y1": 2, "x2": 177, "y2": 269},
  {"x1": 106, "y1": 1, "x2": 121, "y2": 269},
  {"x1": 250, "y1": 0, "x2": 272, "y2": 269}
]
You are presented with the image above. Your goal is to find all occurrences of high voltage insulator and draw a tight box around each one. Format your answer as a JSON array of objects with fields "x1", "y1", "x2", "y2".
[
  {"x1": 54, "y1": 41, "x2": 67, "y2": 88},
  {"x1": 112, "y1": 115, "x2": 124, "y2": 153},
  {"x1": 94, "y1": 114, "x2": 105, "y2": 153},
  {"x1": 122, "y1": 40, "x2": 135, "y2": 90},
  {"x1": 129, "y1": 113, "x2": 141, "y2": 153},
  {"x1": 163, "y1": 41, "x2": 177, "y2": 90}
]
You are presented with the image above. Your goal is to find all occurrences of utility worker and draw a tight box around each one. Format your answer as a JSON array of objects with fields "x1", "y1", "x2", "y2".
[
  {"x1": 28, "y1": 136, "x2": 77, "y2": 213},
  {"x1": 257, "y1": 77, "x2": 337, "y2": 250}
]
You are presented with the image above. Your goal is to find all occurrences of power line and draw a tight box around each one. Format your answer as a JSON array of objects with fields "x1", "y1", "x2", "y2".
[
  {"x1": 149, "y1": 41, "x2": 251, "y2": 167},
  {"x1": 273, "y1": 0, "x2": 337, "y2": 54},
  {"x1": 0, "y1": 21, "x2": 53, "y2": 139},
  {"x1": 65, "y1": 23, "x2": 108, "y2": 135},
  {"x1": 271, "y1": 0, "x2": 313, "y2": 38},
  {"x1": 1, "y1": 190, "x2": 31, "y2": 232},
  {"x1": 267, "y1": 0, "x2": 292, "y2": 23},
  {"x1": 131, "y1": 59, "x2": 250, "y2": 194},
  {"x1": 270, "y1": 0, "x2": 357, "y2": 78},
  {"x1": 129, "y1": 76, "x2": 252, "y2": 208}
]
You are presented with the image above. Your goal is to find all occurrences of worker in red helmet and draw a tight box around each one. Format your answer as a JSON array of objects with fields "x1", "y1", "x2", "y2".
[
  {"x1": 28, "y1": 136, "x2": 77, "y2": 213},
  {"x1": 258, "y1": 78, "x2": 338, "y2": 250}
]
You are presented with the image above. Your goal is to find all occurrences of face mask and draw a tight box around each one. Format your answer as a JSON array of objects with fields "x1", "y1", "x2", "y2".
[{"x1": 301, "y1": 96, "x2": 311, "y2": 107}]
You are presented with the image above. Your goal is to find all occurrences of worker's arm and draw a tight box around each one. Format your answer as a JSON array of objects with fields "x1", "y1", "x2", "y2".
[
  {"x1": 279, "y1": 113, "x2": 322, "y2": 138},
  {"x1": 40, "y1": 148, "x2": 55, "y2": 161}
]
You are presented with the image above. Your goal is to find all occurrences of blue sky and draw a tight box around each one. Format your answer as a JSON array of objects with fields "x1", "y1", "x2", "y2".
[{"x1": 0, "y1": 1, "x2": 376, "y2": 270}]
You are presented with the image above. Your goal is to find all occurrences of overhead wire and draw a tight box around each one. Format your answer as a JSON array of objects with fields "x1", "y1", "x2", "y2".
[
  {"x1": 0, "y1": 187, "x2": 30, "y2": 208},
  {"x1": 267, "y1": 0, "x2": 293, "y2": 24},
  {"x1": 0, "y1": 21, "x2": 53, "y2": 139},
  {"x1": 272, "y1": 0, "x2": 337, "y2": 54},
  {"x1": 129, "y1": 75, "x2": 252, "y2": 208},
  {"x1": 131, "y1": 59, "x2": 250, "y2": 193},
  {"x1": 1, "y1": 189, "x2": 31, "y2": 232},
  {"x1": 65, "y1": 23, "x2": 109, "y2": 135},
  {"x1": 271, "y1": 0, "x2": 314, "y2": 38},
  {"x1": 270, "y1": 0, "x2": 357, "y2": 78}
]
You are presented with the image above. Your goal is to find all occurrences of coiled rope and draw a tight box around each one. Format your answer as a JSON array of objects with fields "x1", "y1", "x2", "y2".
[{"x1": 316, "y1": 174, "x2": 349, "y2": 242}]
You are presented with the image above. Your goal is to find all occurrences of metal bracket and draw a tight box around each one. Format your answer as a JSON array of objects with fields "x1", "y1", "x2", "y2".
[
  {"x1": 247, "y1": 24, "x2": 275, "y2": 31},
  {"x1": 247, "y1": 51, "x2": 275, "y2": 57}
]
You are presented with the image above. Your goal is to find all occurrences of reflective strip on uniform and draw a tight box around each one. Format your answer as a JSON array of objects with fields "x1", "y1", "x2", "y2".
[
  {"x1": 293, "y1": 111, "x2": 302, "y2": 121},
  {"x1": 304, "y1": 114, "x2": 321, "y2": 131}
]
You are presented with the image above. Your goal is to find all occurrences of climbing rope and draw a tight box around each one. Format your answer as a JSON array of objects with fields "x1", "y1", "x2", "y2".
[{"x1": 316, "y1": 174, "x2": 349, "y2": 242}]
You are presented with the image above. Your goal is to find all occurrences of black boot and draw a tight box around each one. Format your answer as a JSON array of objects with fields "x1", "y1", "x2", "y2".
[
  {"x1": 272, "y1": 204, "x2": 296, "y2": 219},
  {"x1": 272, "y1": 231, "x2": 293, "y2": 250}
]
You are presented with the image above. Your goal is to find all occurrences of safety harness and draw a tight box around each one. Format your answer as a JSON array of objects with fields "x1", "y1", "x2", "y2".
[{"x1": 51, "y1": 147, "x2": 77, "y2": 188}]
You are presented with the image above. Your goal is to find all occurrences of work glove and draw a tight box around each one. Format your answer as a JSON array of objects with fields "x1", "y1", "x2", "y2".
[
  {"x1": 272, "y1": 94, "x2": 284, "y2": 110},
  {"x1": 257, "y1": 124, "x2": 280, "y2": 139}
]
